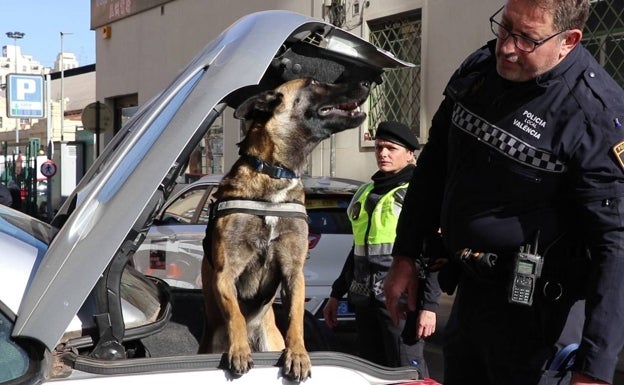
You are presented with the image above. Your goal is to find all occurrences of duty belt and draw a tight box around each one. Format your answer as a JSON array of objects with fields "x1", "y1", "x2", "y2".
[{"x1": 454, "y1": 248, "x2": 563, "y2": 302}]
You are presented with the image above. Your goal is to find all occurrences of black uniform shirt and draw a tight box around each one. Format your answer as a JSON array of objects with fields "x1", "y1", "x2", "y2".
[{"x1": 394, "y1": 40, "x2": 624, "y2": 381}]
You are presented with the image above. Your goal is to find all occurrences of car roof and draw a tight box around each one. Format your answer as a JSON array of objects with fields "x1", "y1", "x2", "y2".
[
  {"x1": 191, "y1": 174, "x2": 363, "y2": 194},
  {"x1": 13, "y1": 10, "x2": 410, "y2": 351},
  {"x1": 303, "y1": 176, "x2": 363, "y2": 195}
]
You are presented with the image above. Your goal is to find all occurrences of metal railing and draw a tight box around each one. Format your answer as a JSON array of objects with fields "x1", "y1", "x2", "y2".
[{"x1": 368, "y1": 11, "x2": 422, "y2": 140}]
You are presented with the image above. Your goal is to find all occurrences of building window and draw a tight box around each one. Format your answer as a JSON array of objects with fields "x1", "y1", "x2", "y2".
[
  {"x1": 583, "y1": 0, "x2": 624, "y2": 88},
  {"x1": 367, "y1": 11, "x2": 422, "y2": 141}
]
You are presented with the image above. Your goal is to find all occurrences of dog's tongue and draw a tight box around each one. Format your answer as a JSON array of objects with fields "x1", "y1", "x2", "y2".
[{"x1": 338, "y1": 102, "x2": 359, "y2": 111}]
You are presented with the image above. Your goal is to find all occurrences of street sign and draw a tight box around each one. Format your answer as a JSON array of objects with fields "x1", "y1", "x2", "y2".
[
  {"x1": 6, "y1": 74, "x2": 46, "y2": 118},
  {"x1": 81, "y1": 101, "x2": 113, "y2": 133},
  {"x1": 40, "y1": 160, "x2": 57, "y2": 178}
]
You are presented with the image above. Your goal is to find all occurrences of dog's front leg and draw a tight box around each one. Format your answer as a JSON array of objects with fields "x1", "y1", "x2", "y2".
[
  {"x1": 281, "y1": 268, "x2": 312, "y2": 381},
  {"x1": 212, "y1": 253, "x2": 254, "y2": 376}
]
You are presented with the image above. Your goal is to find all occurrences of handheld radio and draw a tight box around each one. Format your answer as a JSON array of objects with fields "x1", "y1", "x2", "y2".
[{"x1": 508, "y1": 231, "x2": 543, "y2": 306}]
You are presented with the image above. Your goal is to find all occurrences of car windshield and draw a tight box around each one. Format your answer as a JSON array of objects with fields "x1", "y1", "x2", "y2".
[
  {"x1": 0, "y1": 207, "x2": 57, "y2": 316},
  {"x1": 0, "y1": 206, "x2": 57, "y2": 245},
  {"x1": 0, "y1": 311, "x2": 28, "y2": 382},
  {"x1": 306, "y1": 196, "x2": 352, "y2": 234},
  {"x1": 162, "y1": 187, "x2": 208, "y2": 224}
]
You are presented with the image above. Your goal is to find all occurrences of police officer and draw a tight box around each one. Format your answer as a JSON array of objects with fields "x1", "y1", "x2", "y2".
[
  {"x1": 384, "y1": 0, "x2": 624, "y2": 384},
  {"x1": 323, "y1": 121, "x2": 441, "y2": 375}
]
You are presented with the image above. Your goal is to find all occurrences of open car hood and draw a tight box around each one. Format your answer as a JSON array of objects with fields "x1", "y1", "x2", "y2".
[{"x1": 13, "y1": 10, "x2": 413, "y2": 351}]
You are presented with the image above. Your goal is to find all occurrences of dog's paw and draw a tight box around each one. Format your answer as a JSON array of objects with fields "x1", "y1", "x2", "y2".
[
  {"x1": 281, "y1": 348, "x2": 312, "y2": 382},
  {"x1": 227, "y1": 346, "x2": 254, "y2": 377}
]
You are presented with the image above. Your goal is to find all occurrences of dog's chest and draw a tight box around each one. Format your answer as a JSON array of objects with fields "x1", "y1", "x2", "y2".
[
  {"x1": 236, "y1": 214, "x2": 307, "y2": 297},
  {"x1": 266, "y1": 179, "x2": 300, "y2": 203},
  {"x1": 262, "y1": 216, "x2": 282, "y2": 243}
]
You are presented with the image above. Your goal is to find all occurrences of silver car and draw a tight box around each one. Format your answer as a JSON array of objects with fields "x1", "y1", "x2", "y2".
[
  {"x1": 0, "y1": 10, "x2": 423, "y2": 385},
  {"x1": 132, "y1": 174, "x2": 361, "y2": 321}
]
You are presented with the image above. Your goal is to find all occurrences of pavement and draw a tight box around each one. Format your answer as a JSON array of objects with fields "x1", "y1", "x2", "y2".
[{"x1": 330, "y1": 292, "x2": 624, "y2": 385}]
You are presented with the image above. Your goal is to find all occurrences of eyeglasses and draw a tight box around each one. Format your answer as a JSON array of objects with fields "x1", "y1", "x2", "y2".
[{"x1": 489, "y1": 6, "x2": 567, "y2": 53}]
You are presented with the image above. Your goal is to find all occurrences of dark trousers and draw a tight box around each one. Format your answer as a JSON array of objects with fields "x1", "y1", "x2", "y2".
[
  {"x1": 443, "y1": 279, "x2": 583, "y2": 385},
  {"x1": 353, "y1": 301, "x2": 430, "y2": 377}
]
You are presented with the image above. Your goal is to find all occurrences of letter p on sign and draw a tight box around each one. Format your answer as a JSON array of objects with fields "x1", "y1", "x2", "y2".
[{"x1": 16, "y1": 78, "x2": 36, "y2": 100}]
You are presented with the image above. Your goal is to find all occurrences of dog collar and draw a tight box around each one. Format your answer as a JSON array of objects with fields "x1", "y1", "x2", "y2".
[{"x1": 241, "y1": 154, "x2": 298, "y2": 179}]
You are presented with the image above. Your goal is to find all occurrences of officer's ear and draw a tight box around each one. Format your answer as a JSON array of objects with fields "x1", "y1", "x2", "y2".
[{"x1": 558, "y1": 29, "x2": 582, "y2": 58}]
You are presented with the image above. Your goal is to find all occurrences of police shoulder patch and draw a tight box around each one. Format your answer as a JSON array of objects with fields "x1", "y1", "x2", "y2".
[{"x1": 612, "y1": 140, "x2": 624, "y2": 172}]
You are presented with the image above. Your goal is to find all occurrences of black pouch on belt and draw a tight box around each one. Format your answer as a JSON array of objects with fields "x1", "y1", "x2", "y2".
[{"x1": 455, "y1": 248, "x2": 500, "y2": 283}]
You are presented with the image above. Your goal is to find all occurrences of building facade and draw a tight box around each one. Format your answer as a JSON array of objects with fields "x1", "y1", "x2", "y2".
[
  {"x1": 91, "y1": 0, "x2": 624, "y2": 182},
  {"x1": 0, "y1": 41, "x2": 95, "y2": 217}
]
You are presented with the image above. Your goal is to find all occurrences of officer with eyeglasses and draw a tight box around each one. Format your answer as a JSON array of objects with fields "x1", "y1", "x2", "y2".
[{"x1": 383, "y1": 0, "x2": 624, "y2": 384}]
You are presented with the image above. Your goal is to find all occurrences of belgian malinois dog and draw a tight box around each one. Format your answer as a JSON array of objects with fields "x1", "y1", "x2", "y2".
[{"x1": 199, "y1": 77, "x2": 370, "y2": 381}]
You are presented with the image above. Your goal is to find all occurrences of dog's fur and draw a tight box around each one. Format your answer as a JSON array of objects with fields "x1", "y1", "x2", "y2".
[{"x1": 199, "y1": 77, "x2": 370, "y2": 381}]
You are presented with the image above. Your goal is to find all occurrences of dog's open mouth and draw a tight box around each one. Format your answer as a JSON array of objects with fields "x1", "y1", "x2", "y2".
[{"x1": 318, "y1": 101, "x2": 365, "y2": 118}]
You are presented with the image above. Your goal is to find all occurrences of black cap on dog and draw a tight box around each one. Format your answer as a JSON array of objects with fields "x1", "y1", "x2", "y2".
[{"x1": 375, "y1": 121, "x2": 420, "y2": 151}]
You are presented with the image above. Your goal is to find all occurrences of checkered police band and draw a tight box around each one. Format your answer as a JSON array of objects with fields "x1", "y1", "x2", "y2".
[{"x1": 452, "y1": 103, "x2": 566, "y2": 173}]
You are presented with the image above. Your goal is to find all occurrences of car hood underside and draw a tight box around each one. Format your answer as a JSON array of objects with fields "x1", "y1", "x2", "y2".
[{"x1": 13, "y1": 10, "x2": 413, "y2": 352}]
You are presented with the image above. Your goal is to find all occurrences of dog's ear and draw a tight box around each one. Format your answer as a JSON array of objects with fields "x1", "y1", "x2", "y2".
[{"x1": 234, "y1": 90, "x2": 284, "y2": 123}]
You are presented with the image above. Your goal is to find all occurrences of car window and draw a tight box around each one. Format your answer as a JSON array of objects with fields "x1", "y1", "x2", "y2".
[
  {"x1": 0, "y1": 311, "x2": 29, "y2": 382},
  {"x1": 161, "y1": 187, "x2": 207, "y2": 224},
  {"x1": 197, "y1": 188, "x2": 218, "y2": 224},
  {"x1": 306, "y1": 196, "x2": 352, "y2": 234}
]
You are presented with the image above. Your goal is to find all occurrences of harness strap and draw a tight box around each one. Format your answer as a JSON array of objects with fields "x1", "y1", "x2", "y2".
[
  {"x1": 204, "y1": 199, "x2": 308, "y2": 268},
  {"x1": 213, "y1": 199, "x2": 307, "y2": 220}
]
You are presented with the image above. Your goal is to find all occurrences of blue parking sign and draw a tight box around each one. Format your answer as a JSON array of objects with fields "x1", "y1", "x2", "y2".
[{"x1": 6, "y1": 74, "x2": 45, "y2": 118}]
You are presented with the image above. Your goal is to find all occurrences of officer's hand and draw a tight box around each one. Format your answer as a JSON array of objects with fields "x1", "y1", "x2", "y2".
[
  {"x1": 570, "y1": 372, "x2": 609, "y2": 385},
  {"x1": 323, "y1": 297, "x2": 340, "y2": 329},
  {"x1": 416, "y1": 310, "x2": 436, "y2": 339},
  {"x1": 384, "y1": 255, "x2": 419, "y2": 326}
]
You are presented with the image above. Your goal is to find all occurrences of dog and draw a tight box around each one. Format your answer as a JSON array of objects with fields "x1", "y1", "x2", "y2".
[{"x1": 199, "y1": 77, "x2": 370, "y2": 382}]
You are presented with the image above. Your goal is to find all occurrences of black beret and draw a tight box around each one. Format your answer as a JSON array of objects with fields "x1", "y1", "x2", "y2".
[{"x1": 375, "y1": 121, "x2": 420, "y2": 151}]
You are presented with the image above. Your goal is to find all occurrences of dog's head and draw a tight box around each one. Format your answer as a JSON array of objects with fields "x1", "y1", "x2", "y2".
[{"x1": 234, "y1": 78, "x2": 370, "y2": 143}]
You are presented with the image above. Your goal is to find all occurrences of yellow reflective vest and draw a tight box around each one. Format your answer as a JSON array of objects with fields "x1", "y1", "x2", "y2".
[{"x1": 347, "y1": 182, "x2": 408, "y2": 302}]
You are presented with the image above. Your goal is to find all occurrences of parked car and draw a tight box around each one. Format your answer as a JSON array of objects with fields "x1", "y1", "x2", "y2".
[
  {"x1": 0, "y1": 10, "x2": 428, "y2": 385},
  {"x1": 132, "y1": 174, "x2": 361, "y2": 321}
]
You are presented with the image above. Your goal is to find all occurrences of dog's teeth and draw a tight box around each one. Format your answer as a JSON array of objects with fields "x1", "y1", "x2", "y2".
[{"x1": 319, "y1": 102, "x2": 364, "y2": 117}]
